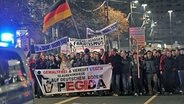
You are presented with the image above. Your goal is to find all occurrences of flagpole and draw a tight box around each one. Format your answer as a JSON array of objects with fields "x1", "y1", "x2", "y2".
[
  {"x1": 71, "y1": 16, "x2": 85, "y2": 51},
  {"x1": 86, "y1": 28, "x2": 88, "y2": 39},
  {"x1": 71, "y1": 16, "x2": 81, "y2": 39}
]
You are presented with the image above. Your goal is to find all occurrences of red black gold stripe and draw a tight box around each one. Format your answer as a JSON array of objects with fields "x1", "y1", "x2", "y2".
[{"x1": 43, "y1": 0, "x2": 72, "y2": 32}]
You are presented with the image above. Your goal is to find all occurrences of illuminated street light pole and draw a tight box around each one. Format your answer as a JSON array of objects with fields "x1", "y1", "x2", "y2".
[
  {"x1": 168, "y1": 10, "x2": 173, "y2": 44},
  {"x1": 130, "y1": 0, "x2": 141, "y2": 79},
  {"x1": 141, "y1": 3, "x2": 149, "y2": 27},
  {"x1": 129, "y1": 0, "x2": 138, "y2": 51},
  {"x1": 141, "y1": 4, "x2": 150, "y2": 46},
  {"x1": 130, "y1": 0, "x2": 138, "y2": 26}
]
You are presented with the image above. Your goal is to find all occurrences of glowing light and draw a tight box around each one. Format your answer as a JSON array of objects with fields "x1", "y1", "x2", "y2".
[
  {"x1": 1, "y1": 33, "x2": 14, "y2": 42},
  {"x1": 0, "y1": 42, "x2": 9, "y2": 47}
]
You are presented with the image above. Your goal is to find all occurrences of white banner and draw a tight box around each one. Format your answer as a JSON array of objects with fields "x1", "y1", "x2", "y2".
[
  {"x1": 86, "y1": 22, "x2": 117, "y2": 36},
  {"x1": 86, "y1": 28, "x2": 96, "y2": 36},
  {"x1": 69, "y1": 35, "x2": 105, "y2": 52},
  {"x1": 34, "y1": 64, "x2": 112, "y2": 95}
]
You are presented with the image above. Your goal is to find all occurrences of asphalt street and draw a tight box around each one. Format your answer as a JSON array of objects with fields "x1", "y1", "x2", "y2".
[{"x1": 35, "y1": 94, "x2": 184, "y2": 104}]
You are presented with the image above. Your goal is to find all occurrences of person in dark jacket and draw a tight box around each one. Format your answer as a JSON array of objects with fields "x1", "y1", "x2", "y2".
[
  {"x1": 130, "y1": 52, "x2": 140, "y2": 96},
  {"x1": 144, "y1": 51, "x2": 157, "y2": 95},
  {"x1": 36, "y1": 53, "x2": 47, "y2": 69},
  {"x1": 121, "y1": 50, "x2": 131, "y2": 95},
  {"x1": 72, "y1": 53, "x2": 83, "y2": 67},
  {"x1": 82, "y1": 54, "x2": 95, "y2": 66},
  {"x1": 109, "y1": 48, "x2": 122, "y2": 96},
  {"x1": 163, "y1": 51, "x2": 176, "y2": 95},
  {"x1": 171, "y1": 49, "x2": 180, "y2": 93},
  {"x1": 100, "y1": 49, "x2": 109, "y2": 64},
  {"x1": 159, "y1": 48, "x2": 168, "y2": 93},
  {"x1": 35, "y1": 53, "x2": 47, "y2": 98},
  {"x1": 94, "y1": 52, "x2": 104, "y2": 65},
  {"x1": 176, "y1": 49, "x2": 184, "y2": 94},
  {"x1": 154, "y1": 50, "x2": 162, "y2": 92},
  {"x1": 28, "y1": 54, "x2": 37, "y2": 97}
]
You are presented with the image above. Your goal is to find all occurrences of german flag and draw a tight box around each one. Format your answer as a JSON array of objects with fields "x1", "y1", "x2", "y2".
[{"x1": 43, "y1": 0, "x2": 72, "y2": 32}]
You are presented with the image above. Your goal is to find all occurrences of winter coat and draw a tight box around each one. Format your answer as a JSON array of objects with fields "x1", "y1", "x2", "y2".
[{"x1": 144, "y1": 58, "x2": 156, "y2": 74}]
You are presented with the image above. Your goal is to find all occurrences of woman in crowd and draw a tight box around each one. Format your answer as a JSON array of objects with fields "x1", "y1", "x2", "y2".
[
  {"x1": 47, "y1": 55, "x2": 58, "y2": 69},
  {"x1": 60, "y1": 55, "x2": 71, "y2": 70}
]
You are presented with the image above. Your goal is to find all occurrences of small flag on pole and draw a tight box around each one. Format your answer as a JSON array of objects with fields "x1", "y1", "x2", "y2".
[
  {"x1": 86, "y1": 28, "x2": 95, "y2": 36},
  {"x1": 100, "y1": 22, "x2": 117, "y2": 35},
  {"x1": 86, "y1": 22, "x2": 118, "y2": 36},
  {"x1": 43, "y1": 0, "x2": 72, "y2": 32}
]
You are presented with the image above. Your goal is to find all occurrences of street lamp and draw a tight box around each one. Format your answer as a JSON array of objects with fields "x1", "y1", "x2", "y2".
[
  {"x1": 147, "y1": 10, "x2": 151, "y2": 14},
  {"x1": 168, "y1": 10, "x2": 173, "y2": 44},
  {"x1": 134, "y1": 0, "x2": 138, "y2": 3},
  {"x1": 142, "y1": 4, "x2": 147, "y2": 11},
  {"x1": 128, "y1": 0, "x2": 139, "y2": 51}
]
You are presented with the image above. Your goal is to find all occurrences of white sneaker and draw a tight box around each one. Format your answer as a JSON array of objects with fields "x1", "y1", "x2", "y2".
[
  {"x1": 134, "y1": 93, "x2": 138, "y2": 96},
  {"x1": 113, "y1": 93, "x2": 118, "y2": 96},
  {"x1": 139, "y1": 92, "x2": 143, "y2": 96},
  {"x1": 169, "y1": 92, "x2": 173, "y2": 96}
]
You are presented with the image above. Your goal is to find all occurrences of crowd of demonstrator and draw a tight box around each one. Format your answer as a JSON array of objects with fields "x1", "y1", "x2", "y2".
[{"x1": 28, "y1": 48, "x2": 184, "y2": 97}]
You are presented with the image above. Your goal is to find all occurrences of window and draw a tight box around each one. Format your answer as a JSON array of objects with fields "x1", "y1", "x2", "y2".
[
  {"x1": 176, "y1": 3, "x2": 181, "y2": 6},
  {"x1": 175, "y1": 9, "x2": 181, "y2": 12},
  {"x1": 148, "y1": 0, "x2": 153, "y2": 3},
  {"x1": 166, "y1": 4, "x2": 172, "y2": 7},
  {"x1": 155, "y1": 0, "x2": 160, "y2": 2},
  {"x1": 160, "y1": 5, "x2": 164, "y2": 9},
  {"x1": 0, "y1": 50, "x2": 27, "y2": 87}
]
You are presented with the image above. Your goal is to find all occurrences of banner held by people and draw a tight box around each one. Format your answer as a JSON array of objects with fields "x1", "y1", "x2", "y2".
[
  {"x1": 69, "y1": 35, "x2": 105, "y2": 52},
  {"x1": 86, "y1": 22, "x2": 118, "y2": 36},
  {"x1": 43, "y1": 0, "x2": 72, "y2": 32},
  {"x1": 34, "y1": 36, "x2": 68, "y2": 53},
  {"x1": 34, "y1": 64, "x2": 112, "y2": 95}
]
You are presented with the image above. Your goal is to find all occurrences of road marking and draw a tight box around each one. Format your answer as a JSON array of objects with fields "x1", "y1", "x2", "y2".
[
  {"x1": 55, "y1": 97, "x2": 80, "y2": 104},
  {"x1": 144, "y1": 93, "x2": 159, "y2": 104}
]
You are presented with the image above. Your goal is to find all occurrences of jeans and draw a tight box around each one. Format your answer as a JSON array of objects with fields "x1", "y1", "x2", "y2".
[
  {"x1": 146, "y1": 73, "x2": 158, "y2": 94},
  {"x1": 132, "y1": 73, "x2": 142, "y2": 93},
  {"x1": 157, "y1": 72, "x2": 164, "y2": 92},
  {"x1": 178, "y1": 70, "x2": 184, "y2": 91},
  {"x1": 122, "y1": 73, "x2": 130, "y2": 93},
  {"x1": 112, "y1": 74, "x2": 120, "y2": 94}
]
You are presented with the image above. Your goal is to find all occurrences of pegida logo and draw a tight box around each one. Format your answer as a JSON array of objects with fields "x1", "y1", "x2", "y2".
[{"x1": 43, "y1": 80, "x2": 53, "y2": 93}]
